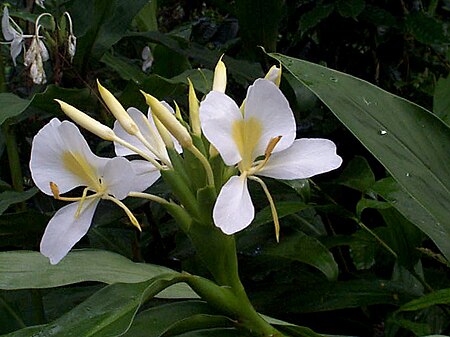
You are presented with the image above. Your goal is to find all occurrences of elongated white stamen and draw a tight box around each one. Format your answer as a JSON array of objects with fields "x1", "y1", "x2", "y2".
[
  {"x1": 103, "y1": 195, "x2": 141, "y2": 231},
  {"x1": 128, "y1": 191, "x2": 170, "y2": 205},
  {"x1": 248, "y1": 175, "x2": 280, "y2": 242}
]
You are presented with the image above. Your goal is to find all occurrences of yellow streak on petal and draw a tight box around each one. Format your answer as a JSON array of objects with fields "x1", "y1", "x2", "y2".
[
  {"x1": 62, "y1": 151, "x2": 101, "y2": 191},
  {"x1": 232, "y1": 117, "x2": 262, "y2": 171}
]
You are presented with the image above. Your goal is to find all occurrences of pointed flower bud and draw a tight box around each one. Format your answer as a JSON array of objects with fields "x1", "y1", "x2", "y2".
[
  {"x1": 97, "y1": 80, "x2": 139, "y2": 136},
  {"x1": 55, "y1": 99, "x2": 115, "y2": 141},
  {"x1": 142, "y1": 92, "x2": 193, "y2": 148},
  {"x1": 212, "y1": 55, "x2": 227, "y2": 93},
  {"x1": 264, "y1": 65, "x2": 282, "y2": 87},
  {"x1": 188, "y1": 78, "x2": 201, "y2": 136},
  {"x1": 152, "y1": 114, "x2": 174, "y2": 149}
]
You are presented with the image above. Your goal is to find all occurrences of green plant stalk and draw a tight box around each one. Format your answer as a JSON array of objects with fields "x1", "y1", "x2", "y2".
[
  {"x1": 0, "y1": 50, "x2": 6, "y2": 92},
  {"x1": 2, "y1": 123, "x2": 24, "y2": 193}
]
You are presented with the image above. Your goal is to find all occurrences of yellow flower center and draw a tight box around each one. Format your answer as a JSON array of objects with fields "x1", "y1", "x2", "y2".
[
  {"x1": 232, "y1": 117, "x2": 262, "y2": 171},
  {"x1": 62, "y1": 151, "x2": 103, "y2": 191}
]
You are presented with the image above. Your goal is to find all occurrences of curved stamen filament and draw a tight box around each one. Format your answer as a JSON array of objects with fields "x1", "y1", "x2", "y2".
[
  {"x1": 248, "y1": 176, "x2": 280, "y2": 242},
  {"x1": 102, "y1": 195, "x2": 141, "y2": 231},
  {"x1": 248, "y1": 136, "x2": 282, "y2": 175},
  {"x1": 112, "y1": 135, "x2": 166, "y2": 171}
]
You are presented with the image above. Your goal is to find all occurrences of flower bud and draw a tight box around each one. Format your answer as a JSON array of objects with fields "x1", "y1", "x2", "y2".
[
  {"x1": 55, "y1": 99, "x2": 115, "y2": 141},
  {"x1": 142, "y1": 92, "x2": 193, "y2": 148},
  {"x1": 212, "y1": 55, "x2": 226, "y2": 93},
  {"x1": 97, "y1": 80, "x2": 139, "y2": 136},
  {"x1": 152, "y1": 113, "x2": 174, "y2": 149},
  {"x1": 188, "y1": 78, "x2": 201, "y2": 136},
  {"x1": 264, "y1": 65, "x2": 282, "y2": 87}
]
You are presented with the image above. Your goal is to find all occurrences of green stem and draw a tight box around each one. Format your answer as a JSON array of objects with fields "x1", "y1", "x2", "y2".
[
  {"x1": 0, "y1": 49, "x2": 6, "y2": 92},
  {"x1": 2, "y1": 123, "x2": 24, "y2": 193}
]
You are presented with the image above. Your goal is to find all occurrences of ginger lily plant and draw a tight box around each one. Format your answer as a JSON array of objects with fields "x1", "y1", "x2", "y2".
[{"x1": 29, "y1": 59, "x2": 342, "y2": 336}]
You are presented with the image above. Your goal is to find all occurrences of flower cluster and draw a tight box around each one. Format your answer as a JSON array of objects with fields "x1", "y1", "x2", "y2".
[
  {"x1": 30, "y1": 58, "x2": 342, "y2": 264},
  {"x1": 1, "y1": 6, "x2": 76, "y2": 84}
]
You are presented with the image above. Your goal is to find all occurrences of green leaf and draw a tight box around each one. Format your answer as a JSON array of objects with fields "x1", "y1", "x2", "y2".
[
  {"x1": 69, "y1": 0, "x2": 148, "y2": 68},
  {"x1": 0, "y1": 250, "x2": 196, "y2": 299},
  {"x1": 299, "y1": 4, "x2": 334, "y2": 33},
  {"x1": 349, "y1": 230, "x2": 376, "y2": 270},
  {"x1": 264, "y1": 231, "x2": 338, "y2": 281},
  {"x1": 160, "y1": 314, "x2": 234, "y2": 337},
  {"x1": 336, "y1": 0, "x2": 366, "y2": 18},
  {"x1": 433, "y1": 75, "x2": 450, "y2": 126},
  {"x1": 389, "y1": 319, "x2": 432, "y2": 336},
  {"x1": 253, "y1": 201, "x2": 311, "y2": 227},
  {"x1": 123, "y1": 301, "x2": 218, "y2": 337},
  {"x1": 100, "y1": 52, "x2": 147, "y2": 84},
  {"x1": 335, "y1": 155, "x2": 375, "y2": 192},
  {"x1": 405, "y1": 12, "x2": 449, "y2": 45},
  {"x1": 270, "y1": 53, "x2": 450, "y2": 262},
  {"x1": 1, "y1": 276, "x2": 184, "y2": 337},
  {"x1": 397, "y1": 288, "x2": 450, "y2": 312},
  {"x1": 0, "y1": 188, "x2": 37, "y2": 215},
  {"x1": 0, "y1": 94, "x2": 31, "y2": 125},
  {"x1": 372, "y1": 178, "x2": 450, "y2": 262}
]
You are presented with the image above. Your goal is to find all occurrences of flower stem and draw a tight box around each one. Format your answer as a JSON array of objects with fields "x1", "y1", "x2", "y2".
[{"x1": 187, "y1": 144, "x2": 215, "y2": 187}]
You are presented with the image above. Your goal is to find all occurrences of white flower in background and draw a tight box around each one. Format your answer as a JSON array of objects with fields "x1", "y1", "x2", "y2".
[
  {"x1": 24, "y1": 34, "x2": 49, "y2": 84},
  {"x1": 64, "y1": 12, "x2": 76, "y2": 62},
  {"x1": 141, "y1": 46, "x2": 153, "y2": 72},
  {"x1": 35, "y1": 0, "x2": 45, "y2": 8},
  {"x1": 200, "y1": 78, "x2": 342, "y2": 236},
  {"x1": 1, "y1": 6, "x2": 27, "y2": 66},
  {"x1": 30, "y1": 118, "x2": 148, "y2": 264}
]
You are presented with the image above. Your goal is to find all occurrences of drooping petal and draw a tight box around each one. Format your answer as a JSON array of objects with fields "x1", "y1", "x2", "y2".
[
  {"x1": 129, "y1": 160, "x2": 161, "y2": 192},
  {"x1": 40, "y1": 198, "x2": 100, "y2": 264},
  {"x1": 1, "y1": 6, "x2": 15, "y2": 41},
  {"x1": 244, "y1": 79, "x2": 296, "y2": 157},
  {"x1": 213, "y1": 175, "x2": 254, "y2": 234},
  {"x1": 30, "y1": 118, "x2": 108, "y2": 195},
  {"x1": 258, "y1": 138, "x2": 343, "y2": 180},
  {"x1": 10, "y1": 36, "x2": 23, "y2": 66},
  {"x1": 200, "y1": 91, "x2": 242, "y2": 165},
  {"x1": 113, "y1": 107, "x2": 155, "y2": 157},
  {"x1": 101, "y1": 157, "x2": 135, "y2": 200}
]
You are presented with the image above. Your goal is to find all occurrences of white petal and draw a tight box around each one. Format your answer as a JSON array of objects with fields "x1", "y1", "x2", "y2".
[
  {"x1": 10, "y1": 37, "x2": 23, "y2": 66},
  {"x1": 38, "y1": 39, "x2": 49, "y2": 61},
  {"x1": 40, "y1": 199, "x2": 99, "y2": 264},
  {"x1": 114, "y1": 107, "x2": 164, "y2": 159},
  {"x1": 1, "y1": 7, "x2": 15, "y2": 41},
  {"x1": 258, "y1": 138, "x2": 343, "y2": 179},
  {"x1": 244, "y1": 79, "x2": 296, "y2": 156},
  {"x1": 101, "y1": 157, "x2": 135, "y2": 200},
  {"x1": 199, "y1": 91, "x2": 242, "y2": 165},
  {"x1": 30, "y1": 118, "x2": 107, "y2": 195},
  {"x1": 213, "y1": 175, "x2": 254, "y2": 234},
  {"x1": 129, "y1": 160, "x2": 160, "y2": 192}
]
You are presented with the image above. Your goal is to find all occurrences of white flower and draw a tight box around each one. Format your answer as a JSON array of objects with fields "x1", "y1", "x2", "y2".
[
  {"x1": 141, "y1": 46, "x2": 153, "y2": 72},
  {"x1": 113, "y1": 105, "x2": 182, "y2": 174},
  {"x1": 200, "y1": 78, "x2": 342, "y2": 235},
  {"x1": 30, "y1": 118, "x2": 148, "y2": 264},
  {"x1": 24, "y1": 35, "x2": 49, "y2": 84},
  {"x1": 1, "y1": 6, "x2": 25, "y2": 66},
  {"x1": 35, "y1": 0, "x2": 45, "y2": 8}
]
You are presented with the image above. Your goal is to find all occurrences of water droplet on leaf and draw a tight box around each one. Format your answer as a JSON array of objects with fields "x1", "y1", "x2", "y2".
[{"x1": 379, "y1": 130, "x2": 387, "y2": 135}]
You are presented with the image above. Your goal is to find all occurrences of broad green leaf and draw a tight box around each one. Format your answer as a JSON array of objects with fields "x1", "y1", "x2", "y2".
[
  {"x1": 270, "y1": 53, "x2": 450, "y2": 262},
  {"x1": 335, "y1": 155, "x2": 375, "y2": 192},
  {"x1": 1, "y1": 276, "x2": 184, "y2": 337},
  {"x1": 69, "y1": 0, "x2": 148, "y2": 69},
  {"x1": 280, "y1": 279, "x2": 420, "y2": 313},
  {"x1": 397, "y1": 288, "x2": 450, "y2": 312},
  {"x1": 160, "y1": 314, "x2": 234, "y2": 337},
  {"x1": 264, "y1": 231, "x2": 338, "y2": 281},
  {"x1": 349, "y1": 230, "x2": 376, "y2": 270},
  {"x1": 133, "y1": 0, "x2": 158, "y2": 32},
  {"x1": 0, "y1": 250, "x2": 196, "y2": 299},
  {"x1": 336, "y1": 0, "x2": 366, "y2": 18},
  {"x1": 372, "y1": 178, "x2": 450, "y2": 262},
  {"x1": 0, "y1": 94, "x2": 30, "y2": 125},
  {"x1": 0, "y1": 188, "x2": 37, "y2": 215},
  {"x1": 253, "y1": 201, "x2": 311, "y2": 228},
  {"x1": 100, "y1": 52, "x2": 147, "y2": 84},
  {"x1": 389, "y1": 319, "x2": 432, "y2": 336},
  {"x1": 123, "y1": 301, "x2": 218, "y2": 336},
  {"x1": 299, "y1": 4, "x2": 334, "y2": 33},
  {"x1": 405, "y1": 12, "x2": 448, "y2": 45},
  {"x1": 433, "y1": 75, "x2": 450, "y2": 126}
]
